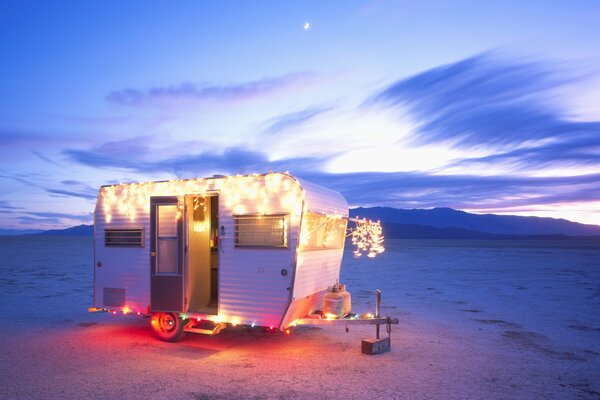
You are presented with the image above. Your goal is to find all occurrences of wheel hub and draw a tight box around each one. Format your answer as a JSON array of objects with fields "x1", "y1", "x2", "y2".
[{"x1": 158, "y1": 313, "x2": 176, "y2": 332}]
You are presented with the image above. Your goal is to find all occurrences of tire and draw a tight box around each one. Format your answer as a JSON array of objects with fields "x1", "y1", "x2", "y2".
[{"x1": 150, "y1": 312, "x2": 185, "y2": 342}]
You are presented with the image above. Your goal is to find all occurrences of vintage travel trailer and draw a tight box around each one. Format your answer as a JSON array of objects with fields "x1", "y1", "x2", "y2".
[{"x1": 90, "y1": 172, "x2": 394, "y2": 345}]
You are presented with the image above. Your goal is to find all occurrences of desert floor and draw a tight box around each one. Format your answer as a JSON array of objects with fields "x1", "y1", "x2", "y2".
[{"x1": 1, "y1": 236, "x2": 599, "y2": 399}]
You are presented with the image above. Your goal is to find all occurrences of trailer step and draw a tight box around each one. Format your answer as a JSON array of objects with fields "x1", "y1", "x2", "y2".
[{"x1": 184, "y1": 320, "x2": 226, "y2": 335}]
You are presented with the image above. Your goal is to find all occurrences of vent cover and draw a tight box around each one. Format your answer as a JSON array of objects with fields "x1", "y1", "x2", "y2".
[
  {"x1": 103, "y1": 287, "x2": 126, "y2": 307},
  {"x1": 234, "y1": 214, "x2": 288, "y2": 248},
  {"x1": 105, "y1": 229, "x2": 144, "y2": 247}
]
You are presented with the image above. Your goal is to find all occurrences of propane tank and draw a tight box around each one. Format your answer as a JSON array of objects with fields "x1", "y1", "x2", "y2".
[
  {"x1": 340, "y1": 284, "x2": 352, "y2": 315},
  {"x1": 323, "y1": 285, "x2": 344, "y2": 318}
]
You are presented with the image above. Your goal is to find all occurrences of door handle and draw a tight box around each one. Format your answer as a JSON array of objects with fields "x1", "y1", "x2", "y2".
[{"x1": 150, "y1": 252, "x2": 156, "y2": 257}]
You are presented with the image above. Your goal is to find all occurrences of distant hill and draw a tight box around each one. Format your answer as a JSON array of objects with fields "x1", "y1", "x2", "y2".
[
  {"x1": 35, "y1": 224, "x2": 94, "y2": 236},
  {"x1": 351, "y1": 207, "x2": 600, "y2": 237}
]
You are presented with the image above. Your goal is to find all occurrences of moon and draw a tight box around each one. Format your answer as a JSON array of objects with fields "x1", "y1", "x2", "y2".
[{"x1": 303, "y1": 22, "x2": 311, "y2": 30}]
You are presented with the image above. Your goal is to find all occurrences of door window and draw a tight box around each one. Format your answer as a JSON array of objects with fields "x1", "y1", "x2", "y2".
[{"x1": 157, "y1": 205, "x2": 178, "y2": 274}]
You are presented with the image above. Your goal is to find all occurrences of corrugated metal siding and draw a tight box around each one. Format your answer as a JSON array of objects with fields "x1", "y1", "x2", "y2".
[
  {"x1": 94, "y1": 202, "x2": 151, "y2": 314},
  {"x1": 218, "y1": 174, "x2": 299, "y2": 328},
  {"x1": 292, "y1": 248, "x2": 344, "y2": 300},
  {"x1": 290, "y1": 178, "x2": 349, "y2": 301}
]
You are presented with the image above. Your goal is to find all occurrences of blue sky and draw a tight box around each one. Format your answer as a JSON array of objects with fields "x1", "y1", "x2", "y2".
[{"x1": 1, "y1": 0, "x2": 600, "y2": 229}]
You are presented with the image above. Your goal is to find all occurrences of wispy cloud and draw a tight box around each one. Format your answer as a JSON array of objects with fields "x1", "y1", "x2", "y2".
[
  {"x1": 0, "y1": 170, "x2": 98, "y2": 201},
  {"x1": 63, "y1": 143, "x2": 330, "y2": 177},
  {"x1": 45, "y1": 179, "x2": 99, "y2": 200},
  {"x1": 45, "y1": 188, "x2": 97, "y2": 200},
  {"x1": 17, "y1": 215, "x2": 62, "y2": 225},
  {"x1": 62, "y1": 137, "x2": 151, "y2": 170},
  {"x1": 0, "y1": 130, "x2": 87, "y2": 151},
  {"x1": 0, "y1": 171, "x2": 41, "y2": 187},
  {"x1": 296, "y1": 170, "x2": 600, "y2": 212},
  {"x1": 107, "y1": 72, "x2": 320, "y2": 107},
  {"x1": 261, "y1": 105, "x2": 333, "y2": 135},
  {"x1": 0, "y1": 200, "x2": 24, "y2": 210},
  {"x1": 11, "y1": 210, "x2": 92, "y2": 227},
  {"x1": 450, "y1": 131, "x2": 600, "y2": 169},
  {"x1": 32, "y1": 151, "x2": 61, "y2": 166},
  {"x1": 370, "y1": 53, "x2": 566, "y2": 144},
  {"x1": 24, "y1": 211, "x2": 92, "y2": 222},
  {"x1": 368, "y1": 52, "x2": 600, "y2": 171}
]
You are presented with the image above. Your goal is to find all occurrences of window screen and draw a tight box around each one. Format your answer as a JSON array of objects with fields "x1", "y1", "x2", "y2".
[
  {"x1": 300, "y1": 213, "x2": 347, "y2": 250},
  {"x1": 234, "y1": 214, "x2": 288, "y2": 248},
  {"x1": 105, "y1": 229, "x2": 144, "y2": 247}
]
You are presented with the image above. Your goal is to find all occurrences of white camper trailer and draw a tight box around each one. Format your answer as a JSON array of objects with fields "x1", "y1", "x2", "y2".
[{"x1": 90, "y1": 172, "x2": 396, "y2": 345}]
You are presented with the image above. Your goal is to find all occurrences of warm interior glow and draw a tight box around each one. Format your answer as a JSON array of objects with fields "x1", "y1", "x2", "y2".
[{"x1": 299, "y1": 212, "x2": 347, "y2": 250}]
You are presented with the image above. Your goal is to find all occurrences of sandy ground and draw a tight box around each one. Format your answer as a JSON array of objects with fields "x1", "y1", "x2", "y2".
[{"x1": 1, "y1": 236, "x2": 599, "y2": 399}]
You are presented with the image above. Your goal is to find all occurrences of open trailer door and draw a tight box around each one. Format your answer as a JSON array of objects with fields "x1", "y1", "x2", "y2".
[{"x1": 150, "y1": 196, "x2": 184, "y2": 312}]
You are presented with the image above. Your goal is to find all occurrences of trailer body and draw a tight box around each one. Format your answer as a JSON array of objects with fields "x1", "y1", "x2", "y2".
[{"x1": 93, "y1": 172, "x2": 348, "y2": 330}]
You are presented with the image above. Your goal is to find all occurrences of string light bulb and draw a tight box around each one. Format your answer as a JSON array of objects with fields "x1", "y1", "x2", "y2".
[{"x1": 350, "y1": 218, "x2": 385, "y2": 258}]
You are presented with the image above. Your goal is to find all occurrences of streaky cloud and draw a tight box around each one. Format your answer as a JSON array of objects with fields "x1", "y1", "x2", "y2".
[
  {"x1": 107, "y1": 72, "x2": 320, "y2": 106},
  {"x1": 451, "y1": 130, "x2": 600, "y2": 168},
  {"x1": 25, "y1": 211, "x2": 92, "y2": 222},
  {"x1": 0, "y1": 200, "x2": 24, "y2": 210},
  {"x1": 32, "y1": 151, "x2": 61, "y2": 166},
  {"x1": 17, "y1": 215, "x2": 62, "y2": 225},
  {"x1": 63, "y1": 143, "x2": 330, "y2": 177},
  {"x1": 0, "y1": 130, "x2": 83, "y2": 149},
  {"x1": 370, "y1": 53, "x2": 596, "y2": 143},
  {"x1": 295, "y1": 170, "x2": 600, "y2": 212},
  {"x1": 46, "y1": 188, "x2": 98, "y2": 200},
  {"x1": 262, "y1": 105, "x2": 333, "y2": 135}
]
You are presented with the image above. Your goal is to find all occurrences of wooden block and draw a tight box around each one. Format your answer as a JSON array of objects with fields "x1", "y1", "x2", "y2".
[{"x1": 361, "y1": 336, "x2": 391, "y2": 355}]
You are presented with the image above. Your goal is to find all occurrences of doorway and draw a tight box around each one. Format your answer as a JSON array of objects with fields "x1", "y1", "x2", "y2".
[{"x1": 185, "y1": 194, "x2": 219, "y2": 314}]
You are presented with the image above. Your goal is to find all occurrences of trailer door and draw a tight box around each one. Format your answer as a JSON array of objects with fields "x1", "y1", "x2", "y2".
[{"x1": 150, "y1": 197, "x2": 184, "y2": 312}]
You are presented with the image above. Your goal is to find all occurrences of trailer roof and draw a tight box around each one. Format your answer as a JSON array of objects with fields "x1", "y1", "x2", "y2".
[{"x1": 97, "y1": 171, "x2": 348, "y2": 217}]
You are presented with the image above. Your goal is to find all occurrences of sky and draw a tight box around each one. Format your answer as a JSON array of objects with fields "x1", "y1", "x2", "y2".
[{"x1": 1, "y1": 0, "x2": 600, "y2": 230}]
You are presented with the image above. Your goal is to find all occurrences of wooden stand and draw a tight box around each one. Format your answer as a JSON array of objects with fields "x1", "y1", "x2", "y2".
[
  {"x1": 361, "y1": 289, "x2": 392, "y2": 355},
  {"x1": 361, "y1": 336, "x2": 391, "y2": 355}
]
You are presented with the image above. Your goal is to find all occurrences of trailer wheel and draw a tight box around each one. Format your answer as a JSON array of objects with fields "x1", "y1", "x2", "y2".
[{"x1": 150, "y1": 312, "x2": 185, "y2": 342}]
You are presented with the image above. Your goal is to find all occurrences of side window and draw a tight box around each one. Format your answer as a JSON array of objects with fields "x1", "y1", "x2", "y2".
[
  {"x1": 300, "y1": 212, "x2": 347, "y2": 250},
  {"x1": 234, "y1": 214, "x2": 288, "y2": 248},
  {"x1": 105, "y1": 229, "x2": 144, "y2": 247}
]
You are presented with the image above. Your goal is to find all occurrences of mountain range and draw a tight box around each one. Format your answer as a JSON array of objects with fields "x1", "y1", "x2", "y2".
[
  {"x1": 351, "y1": 207, "x2": 600, "y2": 236},
  {"x1": 352, "y1": 207, "x2": 600, "y2": 238},
  {"x1": 1, "y1": 207, "x2": 599, "y2": 238}
]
